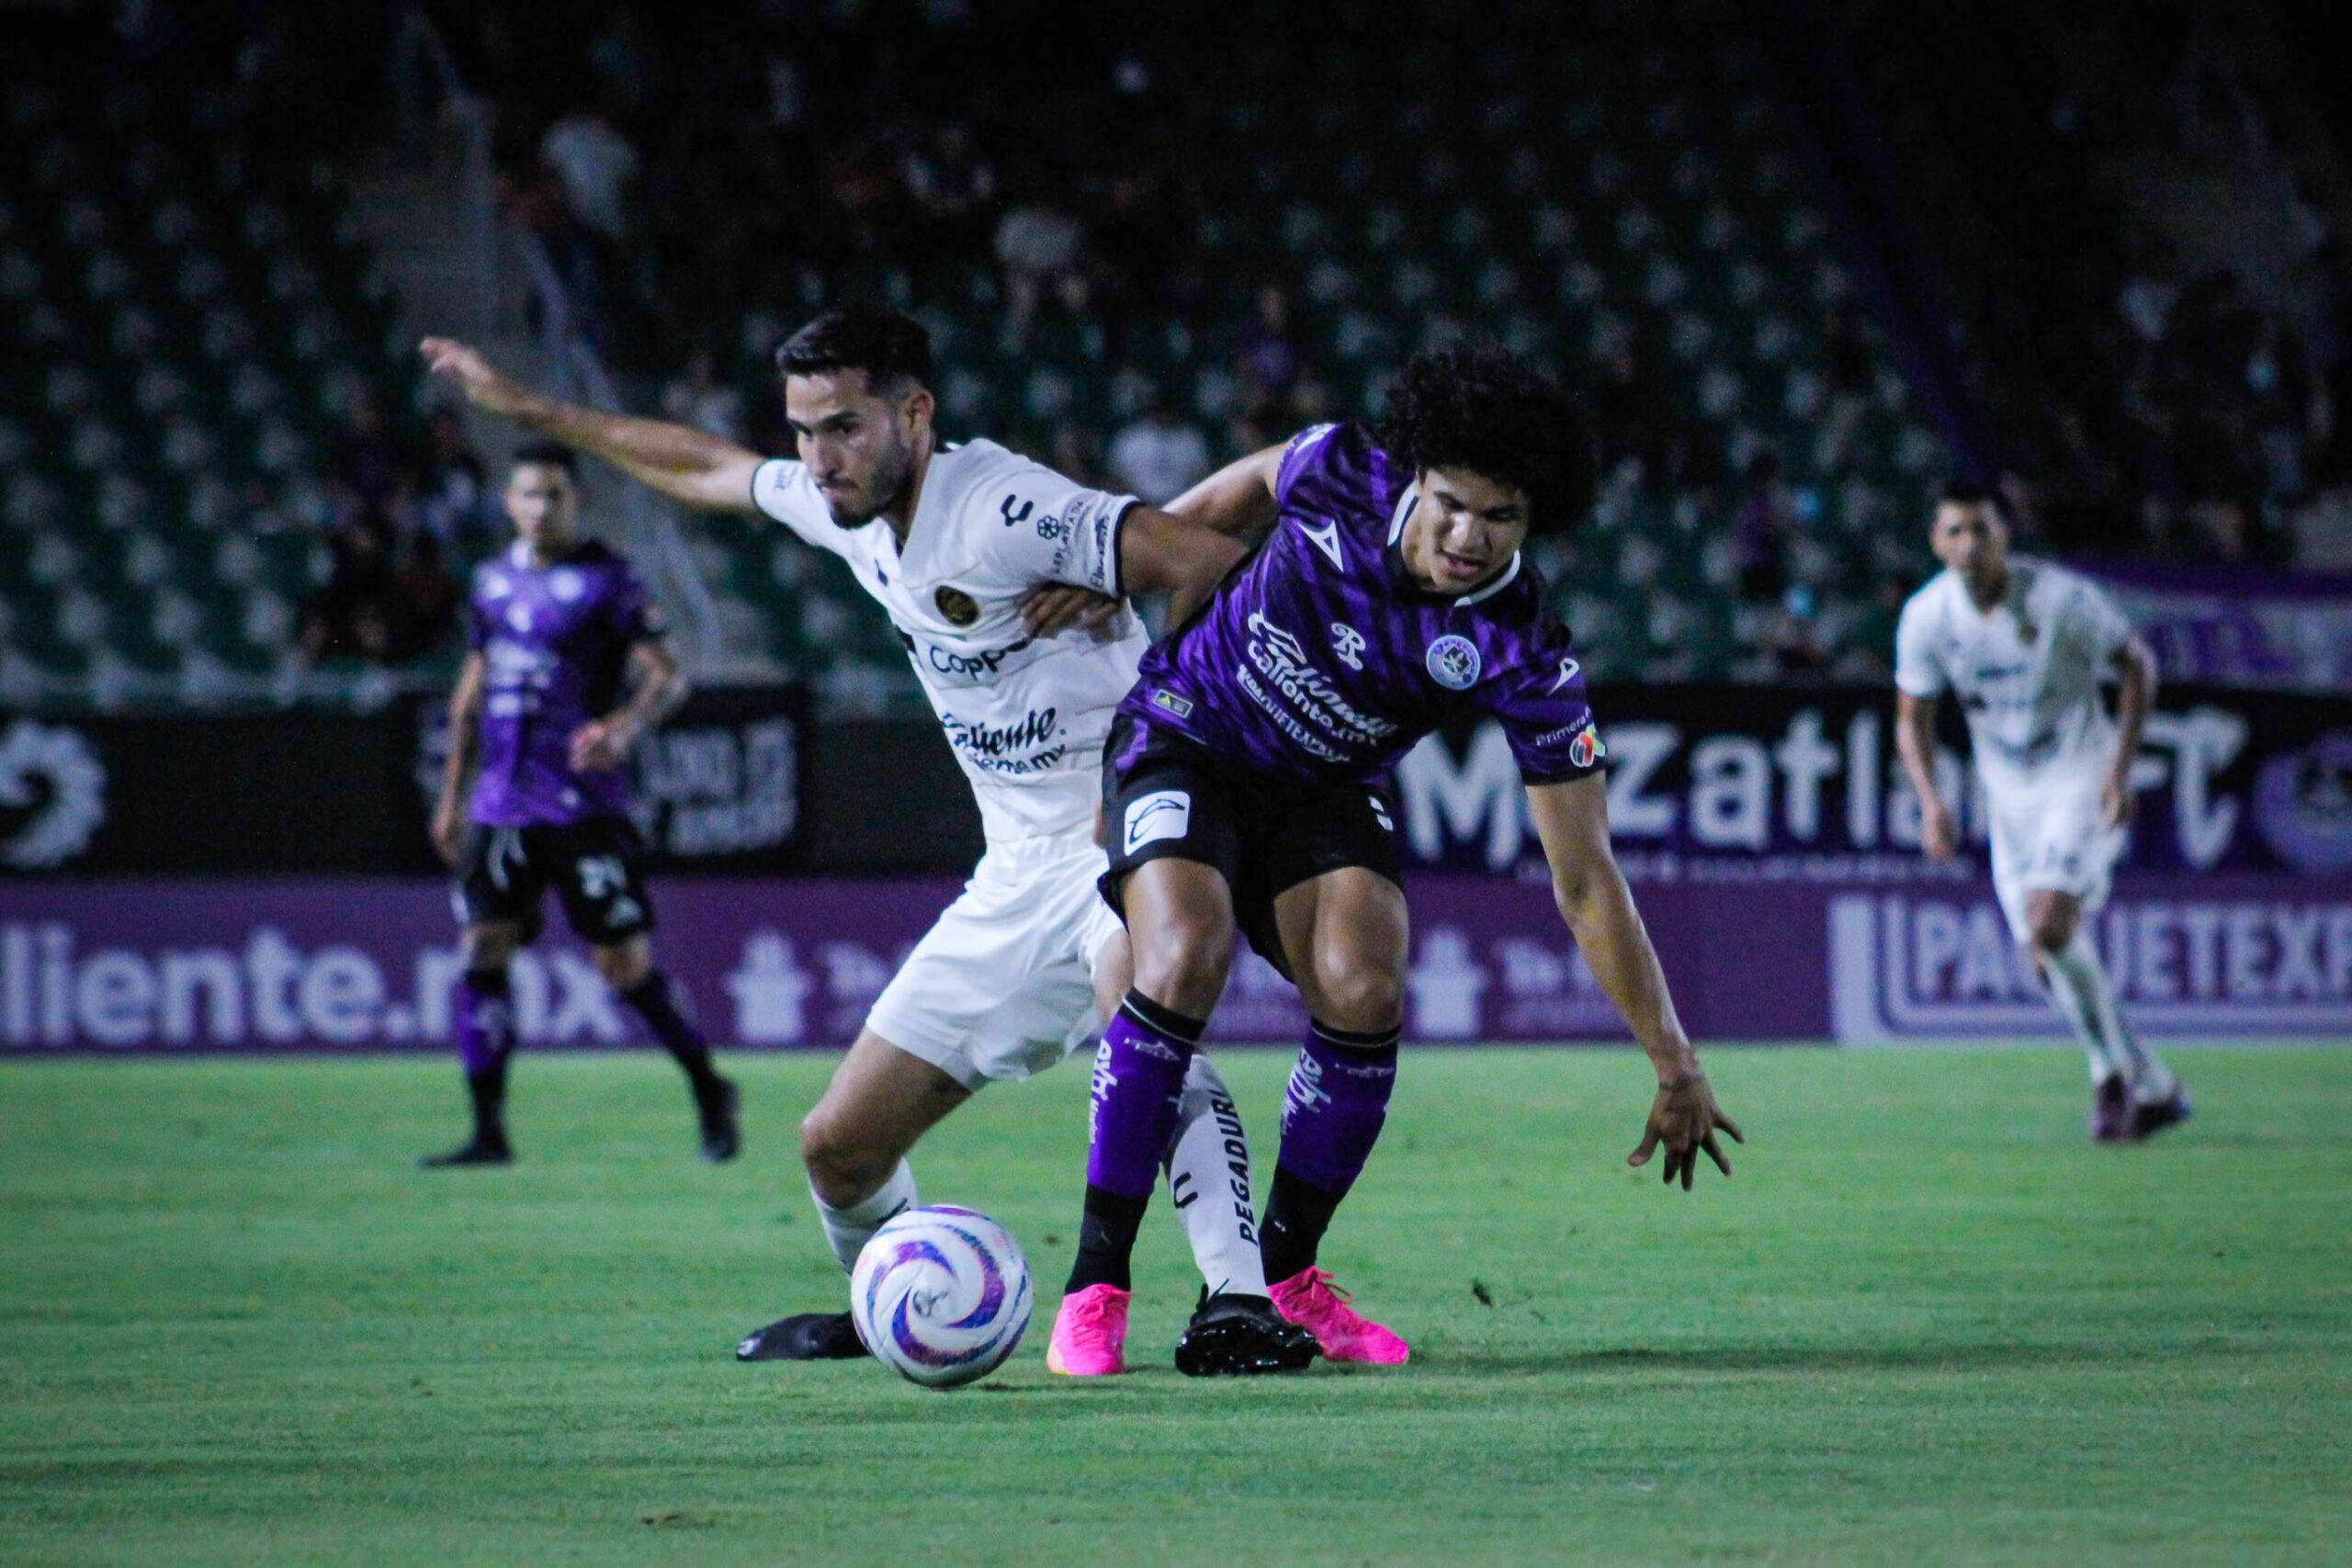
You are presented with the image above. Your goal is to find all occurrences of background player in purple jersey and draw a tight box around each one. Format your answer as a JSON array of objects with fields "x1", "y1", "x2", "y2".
[
  {"x1": 422, "y1": 444, "x2": 739, "y2": 1168},
  {"x1": 1047, "y1": 347, "x2": 1744, "y2": 1375}
]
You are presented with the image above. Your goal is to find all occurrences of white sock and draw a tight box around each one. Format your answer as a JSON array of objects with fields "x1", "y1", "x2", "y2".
[
  {"x1": 2042, "y1": 931, "x2": 2173, "y2": 1099},
  {"x1": 812, "y1": 1158, "x2": 917, "y2": 1274},
  {"x1": 1162, "y1": 1053, "x2": 1268, "y2": 1299}
]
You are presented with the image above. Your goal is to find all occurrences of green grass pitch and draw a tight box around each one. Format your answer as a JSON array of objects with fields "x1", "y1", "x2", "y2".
[{"x1": 4, "y1": 1045, "x2": 2347, "y2": 1565}]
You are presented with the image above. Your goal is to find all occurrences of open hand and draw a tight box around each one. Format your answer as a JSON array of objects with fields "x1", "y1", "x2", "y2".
[
  {"x1": 1628, "y1": 1073, "x2": 1744, "y2": 1191},
  {"x1": 1019, "y1": 584, "x2": 1123, "y2": 638},
  {"x1": 420, "y1": 337, "x2": 529, "y2": 417}
]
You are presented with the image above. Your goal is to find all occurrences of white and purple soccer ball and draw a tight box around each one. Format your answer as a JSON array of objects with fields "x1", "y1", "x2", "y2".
[{"x1": 849, "y1": 1206, "x2": 1034, "y2": 1389}]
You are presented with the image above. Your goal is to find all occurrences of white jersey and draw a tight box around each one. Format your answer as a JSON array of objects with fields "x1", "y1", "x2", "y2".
[
  {"x1": 1894, "y1": 556, "x2": 2134, "y2": 796},
  {"x1": 751, "y1": 439, "x2": 1146, "y2": 844}
]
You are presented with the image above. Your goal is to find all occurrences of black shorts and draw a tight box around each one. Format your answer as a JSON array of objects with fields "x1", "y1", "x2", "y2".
[
  {"x1": 1097, "y1": 713, "x2": 1401, "y2": 980},
  {"x1": 454, "y1": 816, "x2": 655, "y2": 945}
]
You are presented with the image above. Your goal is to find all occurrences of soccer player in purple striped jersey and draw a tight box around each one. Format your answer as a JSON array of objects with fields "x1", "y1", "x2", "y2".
[{"x1": 1048, "y1": 347, "x2": 1744, "y2": 1374}]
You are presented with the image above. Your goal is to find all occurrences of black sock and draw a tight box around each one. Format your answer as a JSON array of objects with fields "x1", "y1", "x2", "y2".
[
  {"x1": 1065, "y1": 1185, "x2": 1151, "y2": 1293},
  {"x1": 1261, "y1": 1163, "x2": 1347, "y2": 1286},
  {"x1": 620, "y1": 971, "x2": 721, "y2": 1093},
  {"x1": 466, "y1": 1059, "x2": 510, "y2": 1145}
]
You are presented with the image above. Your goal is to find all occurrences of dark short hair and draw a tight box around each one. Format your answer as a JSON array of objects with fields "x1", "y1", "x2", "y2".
[
  {"x1": 1378, "y1": 345, "x2": 1595, "y2": 534},
  {"x1": 510, "y1": 442, "x2": 580, "y2": 479},
  {"x1": 774, "y1": 302, "x2": 934, "y2": 393},
  {"x1": 1936, "y1": 479, "x2": 2004, "y2": 519}
]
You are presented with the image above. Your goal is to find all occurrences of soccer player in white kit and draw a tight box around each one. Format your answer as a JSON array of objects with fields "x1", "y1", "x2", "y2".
[
  {"x1": 421, "y1": 306, "x2": 1317, "y2": 1373},
  {"x1": 1893, "y1": 483, "x2": 2189, "y2": 1142}
]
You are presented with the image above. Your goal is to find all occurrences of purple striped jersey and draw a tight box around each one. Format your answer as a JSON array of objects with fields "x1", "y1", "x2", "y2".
[
  {"x1": 1118, "y1": 422, "x2": 1603, "y2": 786},
  {"x1": 466, "y1": 537, "x2": 662, "y2": 827}
]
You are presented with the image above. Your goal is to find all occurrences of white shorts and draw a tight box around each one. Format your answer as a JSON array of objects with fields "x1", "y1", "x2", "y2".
[
  {"x1": 1986, "y1": 767, "x2": 2127, "y2": 944},
  {"x1": 865, "y1": 831, "x2": 1123, "y2": 1090}
]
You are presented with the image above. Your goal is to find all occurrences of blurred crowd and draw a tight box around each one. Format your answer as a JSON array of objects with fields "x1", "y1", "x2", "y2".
[{"x1": 294, "y1": 400, "x2": 482, "y2": 669}]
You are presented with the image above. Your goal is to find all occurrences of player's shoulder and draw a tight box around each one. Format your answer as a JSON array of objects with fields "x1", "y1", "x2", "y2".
[
  {"x1": 1898, "y1": 569, "x2": 1959, "y2": 623},
  {"x1": 1276, "y1": 420, "x2": 1389, "y2": 521},
  {"x1": 2016, "y1": 555, "x2": 2100, "y2": 605}
]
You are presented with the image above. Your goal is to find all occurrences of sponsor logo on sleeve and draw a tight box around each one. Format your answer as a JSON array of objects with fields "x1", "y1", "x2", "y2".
[
  {"x1": 1425, "y1": 635, "x2": 1483, "y2": 690},
  {"x1": 999, "y1": 494, "x2": 1035, "y2": 527},
  {"x1": 1150, "y1": 688, "x2": 1194, "y2": 720},
  {"x1": 1124, "y1": 790, "x2": 1192, "y2": 855}
]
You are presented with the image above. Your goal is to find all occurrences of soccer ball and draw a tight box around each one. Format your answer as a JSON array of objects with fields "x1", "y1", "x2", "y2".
[{"x1": 849, "y1": 1205, "x2": 1034, "y2": 1389}]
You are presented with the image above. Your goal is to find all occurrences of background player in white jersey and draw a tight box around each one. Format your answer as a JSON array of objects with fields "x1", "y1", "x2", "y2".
[
  {"x1": 422, "y1": 305, "x2": 1317, "y2": 1374},
  {"x1": 1894, "y1": 483, "x2": 2189, "y2": 1143}
]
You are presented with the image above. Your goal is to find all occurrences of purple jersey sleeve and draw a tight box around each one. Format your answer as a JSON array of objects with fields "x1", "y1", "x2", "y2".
[
  {"x1": 465, "y1": 569, "x2": 496, "y2": 653},
  {"x1": 1272, "y1": 422, "x2": 1362, "y2": 516},
  {"x1": 1484, "y1": 615, "x2": 1606, "y2": 783}
]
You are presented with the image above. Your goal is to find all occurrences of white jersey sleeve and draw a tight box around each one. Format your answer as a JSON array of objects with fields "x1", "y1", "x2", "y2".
[
  {"x1": 1893, "y1": 586, "x2": 1948, "y2": 699},
  {"x1": 750, "y1": 457, "x2": 859, "y2": 558},
  {"x1": 975, "y1": 458, "x2": 1136, "y2": 596}
]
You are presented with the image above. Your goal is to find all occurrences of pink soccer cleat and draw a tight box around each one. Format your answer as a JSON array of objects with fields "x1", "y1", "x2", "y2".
[
  {"x1": 1046, "y1": 1283, "x2": 1131, "y2": 1376},
  {"x1": 1270, "y1": 1267, "x2": 1410, "y2": 1366}
]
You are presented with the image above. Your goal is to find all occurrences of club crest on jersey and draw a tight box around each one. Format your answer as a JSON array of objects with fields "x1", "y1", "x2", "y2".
[
  {"x1": 1425, "y1": 634, "x2": 1482, "y2": 690},
  {"x1": 934, "y1": 586, "x2": 980, "y2": 626}
]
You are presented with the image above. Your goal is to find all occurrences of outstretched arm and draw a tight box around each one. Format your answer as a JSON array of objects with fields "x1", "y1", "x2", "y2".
[
  {"x1": 420, "y1": 338, "x2": 763, "y2": 513},
  {"x1": 1527, "y1": 773, "x2": 1742, "y2": 1190}
]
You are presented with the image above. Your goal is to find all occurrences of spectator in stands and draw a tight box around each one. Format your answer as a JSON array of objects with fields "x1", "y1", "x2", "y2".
[
  {"x1": 1815, "y1": 301, "x2": 1873, "y2": 474},
  {"x1": 994, "y1": 191, "x2": 1090, "y2": 340},
  {"x1": 540, "y1": 97, "x2": 639, "y2": 241},
  {"x1": 299, "y1": 513, "x2": 402, "y2": 666},
  {"x1": 1106, "y1": 390, "x2": 1213, "y2": 505},
  {"x1": 819, "y1": 134, "x2": 906, "y2": 258},
  {"x1": 416, "y1": 407, "x2": 494, "y2": 543},
  {"x1": 1049, "y1": 423, "x2": 1107, "y2": 492},
  {"x1": 1594, "y1": 339, "x2": 1669, "y2": 493},
  {"x1": 1733, "y1": 451, "x2": 1794, "y2": 603},
  {"x1": 902, "y1": 122, "x2": 996, "y2": 251},
  {"x1": 331, "y1": 392, "x2": 408, "y2": 513},
  {"x1": 661, "y1": 349, "x2": 747, "y2": 445},
  {"x1": 1234, "y1": 283, "x2": 1300, "y2": 401},
  {"x1": 390, "y1": 530, "x2": 464, "y2": 661}
]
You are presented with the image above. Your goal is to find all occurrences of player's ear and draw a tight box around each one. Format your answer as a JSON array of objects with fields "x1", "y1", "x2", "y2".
[{"x1": 899, "y1": 383, "x2": 935, "y2": 437}]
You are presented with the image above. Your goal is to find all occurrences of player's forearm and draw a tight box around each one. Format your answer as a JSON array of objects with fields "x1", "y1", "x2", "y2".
[
  {"x1": 1893, "y1": 702, "x2": 1943, "y2": 812},
  {"x1": 510, "y1": 394, "x2": 753, "y2": 511},
  {"x1": 1163, "y1": 447, "x2": 1282, "y2": 542},
  {"x1": 2110, "y1": 642, "x2": 2154, "y2": 779},
  {"x1": 611, "y1": 662, "x2": 688, "y2": 739},
  {"x1": 1554, "y1": 865, "x2": 1702, "y2": 1085},
  {"x1": 438, "y1": 713, "x2": 482, "y2": 818}
]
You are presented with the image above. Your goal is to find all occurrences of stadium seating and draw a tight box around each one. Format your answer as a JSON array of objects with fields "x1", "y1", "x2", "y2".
[{"x1": 0, "y1": 1, "x2": 1943, "y2": 705}]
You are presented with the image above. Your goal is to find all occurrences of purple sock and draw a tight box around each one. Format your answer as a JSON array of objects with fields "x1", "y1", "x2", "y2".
[
  {"x1": 1277, "y1": 1021, "x2": 1399, "y2": 1197},
  {"x1": 456, "y1": 968, "x2": 516, "y2": 1077},
  {"x1": 1084, "y1": 993, "x2": 1203, "y2": 1201}
]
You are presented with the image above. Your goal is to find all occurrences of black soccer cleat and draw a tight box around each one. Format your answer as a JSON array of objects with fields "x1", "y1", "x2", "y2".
[
  {"x1": 736, "y1": 1310, "x2": 868, "y2": 1362},
  {"x1": 420, "y1": 1133, "x2": 513, "y2": 1168},
  {"x1": 696, "y1": 1076, "x2": 741, "y2": 1164},
  {"x1": 2089, "y1": 1075, "x2": 2132, "y2": 1143},
  {"x1": 2127, "y1": 1082, "x2": 2193, "y2": 1142},
  {"x1": 1173, "y1": 1289, "x2": 1318, "y2": 1377}
]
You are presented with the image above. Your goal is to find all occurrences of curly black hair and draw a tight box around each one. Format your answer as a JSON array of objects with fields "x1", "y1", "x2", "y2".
[
  {"x1": 775, "y1": 301, "x2": 934, "y2": 393},
  {"x1": 1377, "y1": 345, "x2": 1596, "y2": 534}
]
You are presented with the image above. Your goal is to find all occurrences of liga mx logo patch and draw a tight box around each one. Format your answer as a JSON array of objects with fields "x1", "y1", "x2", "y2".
[
  {"x1": 1425, "y1": 635, "x2": 1481, "y2": 690},
  {"x1": 934, "y1": 586, "x2": 980, "y2": 626}
]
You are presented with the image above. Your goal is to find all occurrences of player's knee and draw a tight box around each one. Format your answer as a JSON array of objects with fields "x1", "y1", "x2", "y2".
[
  {"x1": 798, "y1": 1107, "x2": 888, "y2": 1202},
  {"x1": 592, "y1": 941, "x2": 650, "y2": 990},
  {"x1": 461, "y1": 924, "x2": 518, "y2": 972},
  {"x1": 1132, "y1": 918, "x2": 1231, "y2": 1018},
  {"x1": 2027, "y1": 899, "x2": 2077, "y2": 954},
  {"x1": 1312, "y1": 957, "x2": 1405, "y2": 1035}
]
